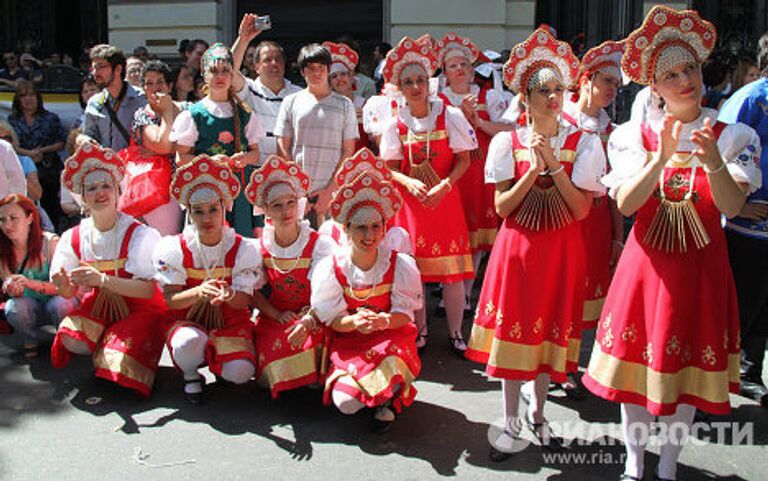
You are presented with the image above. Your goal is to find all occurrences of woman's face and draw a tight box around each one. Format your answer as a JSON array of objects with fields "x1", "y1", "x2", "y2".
[
  {"x1": 82, "y1": 179, "x2": 118, "y2": 213},
  {"x1": 0, "y1": 203, "x2": 32, "y2": 244},
  {"x1": 399, "y1": 64, "x2": 429, "y2": 106},
  {"x1": 584, "y1": 71, "x2": 620, "y2": 109},
  {"x1": 189, "y1": 200, "x2": 224, "y2": 237},
  {"x1": 443, "y1": 55, "x2": 473, "y2": 89},
  {"x1": 525, "y1": 78, "x2": 564, "y2": 120},
  {"x1": 329, "y1": 70, "x2": 354, "y2": 98},
  {"x1": 745, "y1": 65, "x2": 760, "y2": 85},
  {"x1": 81, "y1": 81, "x2": 99, "y2": 106},
  {"x1": 265, "y1": 193, "x2": 298, "y2": 228},
  {"x1": 653, "y1": 61, "x2": 702, "y2": 111},
  {"x1": 175, "y1": 66, "x2": 194, "y2": 94},
  {"x1": 19, "y1": 90, "x2": 38, "y2": 113},
  {"x1": 207, "y1": 64, "x2": 232, "y2": 93},
  {"x1": 346, "y1": 216, "x2": 385, "y2": 254},
  {"x1": 244, "y1": 46, "x2": 257, "y2": 72},
  {"x1": 143, "y1": 70, "x2": 169, "y2": 100}
]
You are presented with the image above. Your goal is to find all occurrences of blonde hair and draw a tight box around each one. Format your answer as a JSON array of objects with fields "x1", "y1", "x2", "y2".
[{"x1": 0, "y1": 120, "x2": 19, "y2": 148}]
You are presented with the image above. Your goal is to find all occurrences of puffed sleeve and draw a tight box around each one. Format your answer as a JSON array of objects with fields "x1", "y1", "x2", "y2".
[
  {"x1": 362, "y1": 96, "x2": 388, "y2": 135},
  {"x1": 232, "y1": 238, "x2": 262, "y2": 294},
  {"x1": 602, "y1": 122, "x2": 648, "y2": 199},
  {"x1": 152, "y1": 235, "x2": 187, "y2": 287},
  {"x1": 385, "y1": 226, "x2": 413, "y2": 255},
  {"x1": 571, "y1": 131, "x2": 608, "y2": 194},
  {"x1": 378, "y1": 118, "x2": 404, "y2": 161},
  {"x1": 169, "y1": 110, "x2": 199, "y2": 147},
  {"x1": 50, "y1": 228, "x2": 79, "y2": 277},
  {"x1": 309, "y1": 234, "x2": 337, "y2": 280},
  {"x1": 485, "y1": 89, "x2": 513, "y2": 124},
  {"x1": 245, "y1": 111, "x2": 267, "y2": 146},
  {"x1": 310, "y1": 256, "x2": 347, "y2": 325},
  {"x1": 390, "y1": 253, "x2": 423, "y2": 321},
  {"x1": 484, "y1": 131, "x2": 515, "y2": 183},
  {"x1": 126, "y1": 225, "x2": 162, "y2": 280},
  {"x1": 717, "y1": 123, "x2": 763, "y2": 194},
  {"x1": 445, "y1": 105, "x2": 478, "y2": 153}
]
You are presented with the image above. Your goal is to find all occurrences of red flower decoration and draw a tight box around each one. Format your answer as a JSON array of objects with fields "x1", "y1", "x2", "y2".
[{"x1": 218, "y1": 131, "x2": 234, "y2": 144}]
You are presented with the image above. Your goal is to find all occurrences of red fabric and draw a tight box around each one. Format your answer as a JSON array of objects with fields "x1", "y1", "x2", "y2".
[
  {"x1": 583, "y1": 122, "x2": 740, "y2": 416},
  {"x1": 117, "y1": 145, "x2": 173, "y2": 218},
  {"x1": 166, "y1": 234, "x2": 256, "y2": 376},
  {"x1": 466, "y1": 129, "x2": 587, "y2": 382},
  {"x1": 323, "y1": 252, "x2": 421, "y2": 412},
  {"x1": 254, "y1": 231, "x2": 324, "y2": 397},
  {"x1": 51, "y1": 221, "x2": 168, "y2": 398},
  {"x1": 390, "y1": 105, "x2": 473, "y2": 283},
  {"x1": 580, "y1": 196, "x2": 613, "y2": 329}
]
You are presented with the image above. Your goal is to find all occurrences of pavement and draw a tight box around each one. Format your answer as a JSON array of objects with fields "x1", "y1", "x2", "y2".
[{"x1": 1, "y1": 304, "x2": 767, "y2": 481}]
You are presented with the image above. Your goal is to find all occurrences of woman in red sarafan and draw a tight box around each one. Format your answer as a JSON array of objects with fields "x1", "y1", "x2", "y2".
[
  {"x1": 311, "y1": 172, "x2": 423, "y2": 432},
  {"x1": 465, "y1": 28, "x2": 606, "y2": 460},
  {"x1": 153, "y1": 155, "x2": 260, "y2": 405},
  {"x1": 378, "y1": 36, "x2": 478, "y2": 356},
  {"x1": 582, "y1": 7, "x2": 762, "y2": 481},
  {"x1": 244, "y1": 155, "x2": 335, "y2": 399},
  {"x1": 50, "y1": 143, "x2": 169, "y2": 398}
]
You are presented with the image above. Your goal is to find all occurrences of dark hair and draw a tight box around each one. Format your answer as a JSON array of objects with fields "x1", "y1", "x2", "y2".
[
  {"x1": 78, "y1": 75, "x2": 97, "y2": 109},
  {"x1": 89, "y1": 43, "x2": 127, "y2": 74},
  {"x1": 375, "y1": 42, "x2": 392, "y2": 56},
  {"x1": 297, "y1": 43, "x2": 331, "y2": 71},
  {"x1": 759, "y1": 33, "x2": 768, "y2": 75},
  {"x1": 254, "y1": 40, "x2": 286, "y2": 65},
  {"x1": 702, "y1": 54, "x2": 730, "y2": 89},
  {"x1": 732, "y1": 55, "x2": 759, "y2": 91},
  {"x1": 11, "y1": 80, "x2": 45, "y2": 118},
  {"x1": 186, "y1": 39, "x2": 210, "y2": 54},
  {"x1": 178, "y1": 39, "x2": 190, "y2": 56},
  {"x1": 142, "y1": 60, "x2": 172, "y2": 84},
  {"x1": 0, "y1": 194, "x2": 44, "y2": 272}
]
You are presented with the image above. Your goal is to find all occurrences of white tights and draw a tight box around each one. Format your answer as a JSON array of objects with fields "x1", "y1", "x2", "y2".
[
  {"x1": 621, "y1": 403, "x2": 696, "y2": 480},
  {"x1": 332, "y1": 389, "x2": 365, "y2": 415}
]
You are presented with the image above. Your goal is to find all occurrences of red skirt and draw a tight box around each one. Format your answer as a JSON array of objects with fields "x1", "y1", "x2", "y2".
[
  {"x1": 51, "y1": 289, "x2": 169, "y2": 398},
  {"x1": 582, "y1": 227, "x2": 740, "y2": 416},
  {"x1": 392, "y1": 185, "x2": 473, "y2": 283},
  {"x1": 458, "y1": 148, "x2": 500, "y2": 253},
  {"x1": 581, "y1": 196, "x2": 614, "y2": 329},
  {"x1": 323, "y1": 322, "x2": 421, "y2": 412},
  {"x1": 466, "y1": 217, "x2": 586, "y2": 383},
  {"x1": 254, "y1": 314, "x2": 326, "y2": 398},
  {"x1": 166, "y1": 311, "x2": 256, "y2": 377}
]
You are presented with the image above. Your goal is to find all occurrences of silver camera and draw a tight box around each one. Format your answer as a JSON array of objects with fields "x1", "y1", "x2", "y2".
[{"x1": 254, "y1": 15, "x2": 272, "y2": 30}]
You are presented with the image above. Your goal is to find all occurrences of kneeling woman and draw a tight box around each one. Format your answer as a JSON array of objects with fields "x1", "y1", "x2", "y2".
[
  {"x1": 311, "y1": 172, "x2": 423, "y2": 430},
  {"x1": 244, "y1": 155, "x2": 334, "y2": 398},
  {"x1": 153, "y1": 156, "x2": 260, "y2": 404},
  {"x1": 50, "y1": 145, "x2": 168, "y2": 398}
]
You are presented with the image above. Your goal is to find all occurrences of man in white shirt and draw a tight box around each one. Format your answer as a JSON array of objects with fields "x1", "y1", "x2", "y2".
[
  {"x1": 232, "y1": 14, "x2": 301, "y2": 166},
  {"x1": 0, "y1": 139, "x2": 26, "y2": 199},
  {"x1": 275, "y1": 43, "x2": 358, "y2": 223}
]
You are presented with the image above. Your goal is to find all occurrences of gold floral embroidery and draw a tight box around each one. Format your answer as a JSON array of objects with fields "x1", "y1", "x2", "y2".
[
  {"x1": 449, "y1": 240, "x2": 459, "y2": 253},
  {"x1": 641, "y1": 342, "x2": 653, "y2": 364},
  {"x1": 496, "y1": 310, "x2": 504, "y2": 325},
  {"x1": 665, "y1": 336, "x2": 681, "y2": 355},
  {"x1": 682, "y1": 344, "x2": 692, "y2": 363},
  {"x1": 272, "y1": 338, "x2": 282, "y2": 351},
  {"x1": 551, "y1": 326, "x2": 560, "y2": 341},
  {"x1": 365, "y1": 348, "x2": 377, "y2": 360},
  {"x1": 566, "y1": 323, "x2": 573, "y2": 339},
  {"x1": 533, "y1": 317, "x2": 543, "y2": 335},
  {"x1": 702, "y1": 345, "x2": 716, "y2": 366},
  {"x1": 509, "y1": 322, "x2": 522, "y2": 340},
  {"x1": 601, "y1": 329, "x2": 614, "y2": 348},
  {"x1": 416, "y1": 236, "x2": 426, "y2": 248},
  {"x1": 595, "y1": 283, "x2": 604, "y2": 297},
  {"x1": 621, "y1": 324, "x2": 637, "y2": 343},
  {"x1": 485, "y1": 207, "x2": 496, "y2": 219},
  {"x1": 601, "y1": 313, "x2": 613, "y2": 330},
  {"x1": 664, "y1": 173, "x2": 690, "y2": 198},
  {"x1": 431, "y1": 243, "x2": 442, "y2": 255},
  {"x1": 484, "y1": 301, "x2": 496, "y2": 317},
  {"x1": 723, "y1": 330, "x2": 729, "y2": 350}
]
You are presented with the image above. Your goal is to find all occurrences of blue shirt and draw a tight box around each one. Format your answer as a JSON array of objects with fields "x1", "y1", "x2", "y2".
[
  {"x1": 718, "y1": 78, "x2": 768, "y2": 239},
  {"x1": 7, "y1": 110, "x2": 66, "y2": 151},
  {"x1": 17, "y1": 155, "x2": 36, "y2": 175},
  {"x1": 84, "y1": 83, "x2": 146, "y2": 151}
]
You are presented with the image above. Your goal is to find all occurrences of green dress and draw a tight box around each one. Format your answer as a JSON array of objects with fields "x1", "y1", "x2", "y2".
[{"x1": 189, "y1": 101, "x2": 258, "y2": 236}]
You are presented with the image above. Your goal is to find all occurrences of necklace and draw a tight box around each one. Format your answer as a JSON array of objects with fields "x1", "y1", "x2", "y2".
[
  {"x1": 198, "y1": 233, "x2": 225, "y2": 280},
  {"x1": 88, "y1": 217, "x2": 120, "y2": 277},
  {"x1": 268, "y1": 227, "x2": 304, "y2": 275}
]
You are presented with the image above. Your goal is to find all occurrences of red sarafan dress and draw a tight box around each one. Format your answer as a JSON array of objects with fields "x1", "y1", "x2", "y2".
[
  {"x1": 466, "y1": 120, "x2": 606, "y2": 381},
  {"x1": 584, "y1": 110, "x2": 762, "y2": 415},
  {"x1": 439, "y1": 86, "x2": 507, "y2": 252},
  {"x1": 323, "y1": 251, "x2": 421, "y2": 411},
  {"x1": 254, "y1": 227, "x2": 330, "y2": 398},
  {"x1": 51, "y1": 216, "x2": 169, "y2": 398},
  {"x1": 379, "y1": 99, "x2": 477, "y2": 283},
  {"x1": 163, "y1": 231, "x2": 257, "y2": 376}
]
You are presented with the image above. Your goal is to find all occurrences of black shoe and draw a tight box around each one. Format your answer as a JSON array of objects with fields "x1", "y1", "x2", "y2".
[
  {"x1": 183, "y1": 377, "x2": 205, "y2": 405},
  {"x1": 449, "y1": 336, "x2": 467, "y2": 359},
  {"x1": 739, "y1": 378, "x2": 768, "y2": 407},
  {"x1": 372, "y1": 406, "x2": 395, "y2": 433},
  {"x1": 525, "y1": 414, "x2": 563, "y2": 452}
]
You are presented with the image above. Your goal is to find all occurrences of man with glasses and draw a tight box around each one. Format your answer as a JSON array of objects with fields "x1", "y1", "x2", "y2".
[
  {"x1": 78, "y1": 44, "x2": 146, "y2": 151},
  {"x1": 0, "y1": 52, "x2": 27, "y2": 89}
]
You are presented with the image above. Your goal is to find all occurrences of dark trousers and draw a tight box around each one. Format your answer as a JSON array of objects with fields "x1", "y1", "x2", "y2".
[{"x1": 726, "y1": 229, "x2": 768, "y2": 381}]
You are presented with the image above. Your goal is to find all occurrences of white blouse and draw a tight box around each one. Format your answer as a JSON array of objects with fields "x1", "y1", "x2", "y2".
[
  {"x1": 310, "y1": 244, "x2": 423, "y2": 325},
  {"x1": 152, "y1": 224, "x2": 260, "y2": 294},
  {"x1": 251, "y1": 220, "x2": 335, "y2": 290},
  {"x1": 378, "y1": 98, "x2": 479, "y2": 161},
  {"x1": 440, "y1": 85, "x2": 512, "y2": 124},
  {"x1": 603, "y1": 107, "x2": 763, "y2": 199},
  {"x1": 51, "y1": 213, "x2": 160, "y2": 281},
  {"x1": 318, "y1": 220, "x2": 414, "y2": 255},
  {"x1": 170, "y1": 97, "x2": 266, "y2": 148},
  {"x1": 484, "y1": 118, "x2": 607, "y2": 194},
  {"x1": 362, "y1": 94, "x2": 395, "y2": 136},
  {"x1": 562, "y1": 98, "x2": 612, "y2": 135}
]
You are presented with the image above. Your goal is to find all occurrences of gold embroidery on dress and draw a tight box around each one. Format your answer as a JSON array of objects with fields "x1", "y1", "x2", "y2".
[
  {"x1": 665, "y1": 335, "x2": 681, "y2": 355},
  {"x1": 723, "y1": 330, "x2": 729, "y2": 350},
  {"x1": 601, "y1": 329, "x2": 614, "y2": 348},
  {"x1": 509, "y1": 321, "x2": 522, "y2": 339},
  {"x1": 484, "y1": 301, "x2": 496, "y2": 317},
  {"x1": 533, "y1": 317, "x2": 543, "y2": 334},
  {"x1": 701, "y1": 345, "x2": 717, "y2": 365},
  {"x1": 621, "y1": 324, "x2": 637, "y2": 343},
  {"x1": 643, "y1": 160, "x2": 710, "y2": 253},
  {"x1": 641, "y1": 342, "x2": 653, "y2": 364},
  {"x1": 551, "y1": 325, "x2": 560, "y2": 340}
]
